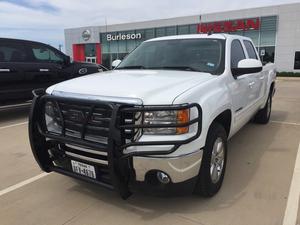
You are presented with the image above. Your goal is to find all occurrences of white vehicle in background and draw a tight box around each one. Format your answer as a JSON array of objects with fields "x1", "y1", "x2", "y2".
[{"x1": 29, "y1": 34, "x2": 276, "y2": 199}]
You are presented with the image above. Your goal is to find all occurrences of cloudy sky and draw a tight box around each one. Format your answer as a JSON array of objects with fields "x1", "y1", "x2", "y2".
[{"x1": 0, "y1": 0, "x2": 299, "y2": 51}]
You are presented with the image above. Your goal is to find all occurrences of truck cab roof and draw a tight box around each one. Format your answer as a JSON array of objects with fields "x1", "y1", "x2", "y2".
[{"x1": 146, "y1": 33, "x2": 252, "y2": 42}]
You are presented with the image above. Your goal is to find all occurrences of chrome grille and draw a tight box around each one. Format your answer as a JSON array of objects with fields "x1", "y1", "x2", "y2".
[{"x1": 59, "y1": 103, "x2": 112, "y2": 145}]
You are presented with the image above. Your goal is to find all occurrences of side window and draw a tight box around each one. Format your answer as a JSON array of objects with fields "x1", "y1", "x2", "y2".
[
  {"x1": 0, "y1": 43, "x2": 27, "y2": 62},
  {"x1": 243, "y1": 40, "x2": 258, "y2": 59},
  {"x1": 294, "y1": 51, "x2": 300, "y2": 70},
  {"x1": 231, "y1": 40, "x2": 246, "y2": 68},
  {"x1": 32, "y1": 46, "x2": 64, "y2": 63}
]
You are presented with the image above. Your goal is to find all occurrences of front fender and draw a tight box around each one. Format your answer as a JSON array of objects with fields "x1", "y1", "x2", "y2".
[{"x1": 173, "y1": 76, "x2": 232, "y2": 152}]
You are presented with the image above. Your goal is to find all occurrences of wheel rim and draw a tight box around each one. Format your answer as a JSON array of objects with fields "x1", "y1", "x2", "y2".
[{"x1": 210, "y1": 137, "x2": 225, "y2": 184}]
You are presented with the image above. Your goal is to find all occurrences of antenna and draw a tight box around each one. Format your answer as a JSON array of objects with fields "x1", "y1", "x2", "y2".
[
  {"x1": 199, "y1": 15, "x2": 202, "y2": 34},
  {"x1": 105, "y1": 17, "x2": 108, "y2": 33}
]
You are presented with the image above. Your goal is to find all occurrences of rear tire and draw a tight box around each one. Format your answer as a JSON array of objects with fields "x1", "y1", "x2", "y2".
[
  {"x1": 194, "y1": 122, "x2": 227, "y2": 197},
  {"x1": 254, "y1": 92, "x2": 272, "y2": 124}
]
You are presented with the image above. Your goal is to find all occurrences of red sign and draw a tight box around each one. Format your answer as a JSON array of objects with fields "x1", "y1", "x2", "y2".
[{"x1": 198, "y1": 18, "x2": 260, "y2": 33}]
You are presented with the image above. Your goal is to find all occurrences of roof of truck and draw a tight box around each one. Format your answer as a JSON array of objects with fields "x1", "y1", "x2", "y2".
[
  {"x1": 146, "y1": 33, "x2": 249, "y2": 42},
  {"x1": 0, "y1": 37, "x2": 48, "y2": 46}
]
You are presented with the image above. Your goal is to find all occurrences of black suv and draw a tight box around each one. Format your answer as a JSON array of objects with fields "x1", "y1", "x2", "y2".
[{"x1": 0, "y1": 38, "x2": 107, "y2": 104}]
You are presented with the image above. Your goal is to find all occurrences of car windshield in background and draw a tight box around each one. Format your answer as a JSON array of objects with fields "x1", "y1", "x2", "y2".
[{"x1": 116, "y1": 38, "x2": 225, "y2": 75}]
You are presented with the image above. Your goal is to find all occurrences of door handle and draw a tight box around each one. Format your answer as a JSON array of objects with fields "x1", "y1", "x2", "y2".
[
  {"x1": 259, "y1": 76, "x2": 264, "y2": 80},
  {"x1": 39, "y1": 69, "x2": 50, "y2": 72},
  {"x1": 248, "y1": 81, "x2": 255, "y2": 88},
  {"x1": 0, "y1": 68, "x2": 10, "y2": 72}
]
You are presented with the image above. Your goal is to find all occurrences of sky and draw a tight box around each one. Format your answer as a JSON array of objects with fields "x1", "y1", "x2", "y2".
[{"x1": 0, "y1": 0, "x2": 299, "y2": 51}]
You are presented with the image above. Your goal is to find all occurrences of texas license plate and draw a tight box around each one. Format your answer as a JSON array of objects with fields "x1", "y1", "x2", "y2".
[{"x1": 71, "y1": 160, "x2": 96, "y2": 179}]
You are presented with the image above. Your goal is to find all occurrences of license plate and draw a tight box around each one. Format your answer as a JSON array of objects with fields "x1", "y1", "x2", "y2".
[{"x1": 71, "y1": 160, "x2": 96, "y2": 179}]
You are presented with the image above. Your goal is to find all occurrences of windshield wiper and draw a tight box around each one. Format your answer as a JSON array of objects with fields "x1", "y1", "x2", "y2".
[
  {"x1": 116, "y1": 65, "x2": 146, "y2": 70},
  {"x1": 149, "y1": 66, "x2": 200, "y2": 72}
]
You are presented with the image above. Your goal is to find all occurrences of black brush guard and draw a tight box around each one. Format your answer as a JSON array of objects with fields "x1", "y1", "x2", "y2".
[{"x1": 29, "y1": 89, "x2": 202, "y2": 198}]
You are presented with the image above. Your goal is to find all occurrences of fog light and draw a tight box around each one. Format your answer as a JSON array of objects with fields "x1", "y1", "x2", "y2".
[{"x1": 157, "y1": 171, "x2": 170, "y2": 184}]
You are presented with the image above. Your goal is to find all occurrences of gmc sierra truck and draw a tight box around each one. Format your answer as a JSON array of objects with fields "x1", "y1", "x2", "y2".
[{"x1": 29, "y1": 34, "x2": 276, "y2": 199}]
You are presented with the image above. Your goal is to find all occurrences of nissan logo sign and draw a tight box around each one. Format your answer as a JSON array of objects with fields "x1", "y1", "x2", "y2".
[{"x1": 82, "y1": 30, "x2": 91, "y2": 41}]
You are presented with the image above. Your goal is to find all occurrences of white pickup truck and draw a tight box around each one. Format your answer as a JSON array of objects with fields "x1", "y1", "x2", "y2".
[{"x1": 29, "y1": 34, "x2": 276, "y2": 199}]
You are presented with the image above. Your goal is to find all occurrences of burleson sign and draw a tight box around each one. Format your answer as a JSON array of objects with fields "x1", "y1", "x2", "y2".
[
  {"x1": 198, "y1": 18, "x2": 260, "y2": 33},
  {"x1": 106, "y1": 33, "x2": 142, "y2": 41}
]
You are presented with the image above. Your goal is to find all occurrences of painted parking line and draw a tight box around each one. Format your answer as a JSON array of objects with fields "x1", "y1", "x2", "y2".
[
  {"x1": 283, "y1": 143, "x2": 300, "y2": 225},
  {"x1": 0, "y1": 173, "x2": 49, "y2": 197},
  {"x1": 0, "y1": 102, "x2": 31, "y2": 111},
  {"x1": 0, "y1": 121, "x2": 28, "y2": 130},
  {"x1": 270, "y1": 121, "x2": 300, "y2": 126}
]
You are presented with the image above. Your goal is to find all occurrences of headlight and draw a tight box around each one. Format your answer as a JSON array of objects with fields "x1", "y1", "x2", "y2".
[
  {"x1": 44, "y1": 102, "x2": 62, "y2": 134},
  {"x1": 143, "y1": 109, "x2": 190, "y2": 135}
]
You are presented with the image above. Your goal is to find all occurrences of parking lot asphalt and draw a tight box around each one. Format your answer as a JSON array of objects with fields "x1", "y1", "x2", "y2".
[{"x1": 0, "y1": 79, "x2": 299, "y2": 225}]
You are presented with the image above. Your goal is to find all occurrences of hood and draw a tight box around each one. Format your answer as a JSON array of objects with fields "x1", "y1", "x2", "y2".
[{"x1": 47, "y1": 70, "x2": 214, "y2": 105}]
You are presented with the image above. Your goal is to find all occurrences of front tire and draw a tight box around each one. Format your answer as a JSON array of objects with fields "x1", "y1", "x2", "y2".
[
  {"x1": 194, "y1": 122, "x2": 227, "y2": 197},
  {"x1": 254, "y1": 92, "x2": 272, "y2": 124}
]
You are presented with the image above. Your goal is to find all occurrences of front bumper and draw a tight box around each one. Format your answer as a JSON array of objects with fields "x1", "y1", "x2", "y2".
[
  {"x1": 29, "y1": 89, "x2": 202, "y2": 198},
  {"x1": 133, "y1": 149, "x2": 203, "y2": 183}
]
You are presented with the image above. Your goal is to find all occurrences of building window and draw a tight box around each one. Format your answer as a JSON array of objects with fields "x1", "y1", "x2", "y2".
[
  {"x1": 244, "y1": 30, "x2": 259, "y2": 46},
  {"x1": 295, "y1": 52, "x2": 300, "y2": 70},
  {"x1": 259, "y1": 16, "x2": 277, "y2": 47},
  {"x1": 166, "y1": 26, "x2": 176, "y2": 36},
  {"x1": 85, "y1": 44, "x2": 96, "y2": 57},
  {"x1": 259, "y1": 46, "x2": 275, "y2": 64},
  {"x1": 156, "y1": 28, "x2": 165, "y2": 37},
  {"x1": 189, "y1": 24, "x2": 198, "y2": 34},
  {"x1": 145, "y1": 29, "x2": 155, "y2": 39},
  {"x1": 178, "y1": 25, "x2": 189, "y2": 35}
]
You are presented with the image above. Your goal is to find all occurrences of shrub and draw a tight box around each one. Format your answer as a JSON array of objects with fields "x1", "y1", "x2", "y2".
[{"x1": 277, "y1": 72, "x2": 300, "y2": 77}]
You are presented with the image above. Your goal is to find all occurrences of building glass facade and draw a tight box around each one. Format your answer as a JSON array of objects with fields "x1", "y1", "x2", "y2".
[
  {"x1": 99, "y1": 16, "x2": 277, "y2": 69},
  {"x1": 100, "y1": 24, "x2": 198, "y2": 68}
]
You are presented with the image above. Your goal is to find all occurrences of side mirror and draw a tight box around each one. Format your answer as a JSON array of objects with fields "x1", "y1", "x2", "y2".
[
  {"x1": 112, "y1": 59, "x2": 122, "y2": 69},
  {"x1": 232, "y1": 59, "x2": 263, "y2": 77}
]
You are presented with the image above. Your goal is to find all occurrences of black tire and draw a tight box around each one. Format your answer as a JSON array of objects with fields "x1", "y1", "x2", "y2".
[
  {"x1": 254, "y1": 92, "x2": 272, "y2": 124},
  {"x1": 194, "y1": 122, "x2": 227, "y2": 197}
]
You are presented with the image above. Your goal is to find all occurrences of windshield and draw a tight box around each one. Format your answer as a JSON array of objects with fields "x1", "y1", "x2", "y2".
[{"x1": 116, "y1": 38, "x2": 225, "y2": 74}]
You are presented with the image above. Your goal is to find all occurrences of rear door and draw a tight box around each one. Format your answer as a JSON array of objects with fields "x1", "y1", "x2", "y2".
[
  {"x1": 24, "y1": 44, "x2": 65, "y2": 90},
  {"x1": 242, "y1": 40, "x2": 265, "y2": 107},
  {"x1": 0, "y1": 41, "x2": 29, "y2": 103}
]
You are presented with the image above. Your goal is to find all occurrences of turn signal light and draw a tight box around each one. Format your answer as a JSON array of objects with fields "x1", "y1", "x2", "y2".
[{"x1": 176, "y1": 109, "x2": 190, "y2": 134}]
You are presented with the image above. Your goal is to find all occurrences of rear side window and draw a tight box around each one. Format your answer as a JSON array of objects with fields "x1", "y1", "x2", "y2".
[
  {"x1": 31, "y1": 45, "x2": 64, "y2": 63},
  {"x1": 0, "y1": 43, "x2": 27, "y2": 62},
  {"x1": 231, "y1": 40, "x2": 246, "y2": 68},
  {"x1": 243, "y1": 40, "x2": 258, "y2": 59}
]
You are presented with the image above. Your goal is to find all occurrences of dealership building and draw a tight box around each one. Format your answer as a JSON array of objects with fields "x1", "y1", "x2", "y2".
[{"x1": 64, "y1": 2, "x2": 300, "y2": 72}]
